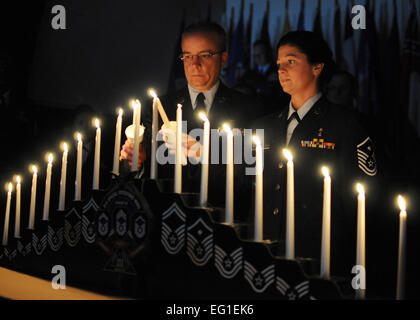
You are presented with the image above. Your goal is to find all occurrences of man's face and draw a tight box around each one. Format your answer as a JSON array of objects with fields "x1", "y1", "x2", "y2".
[
  {"x1": 276, "y1": 44, "x2": 322, "y2": 96},
  {"x1": 253, "y1": 44, "x2": 268, "y2": 67},
  {"x1": 181, "y1": 33, "x2": 228, "y2": 92}
]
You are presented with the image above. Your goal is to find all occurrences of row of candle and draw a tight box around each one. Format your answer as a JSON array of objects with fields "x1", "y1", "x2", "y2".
[{"x1": 0, "y1": 88, "x2": 410, "y2": 300}]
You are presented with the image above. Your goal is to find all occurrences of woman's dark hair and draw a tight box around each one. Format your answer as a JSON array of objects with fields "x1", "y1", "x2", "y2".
[{"x1": 276, "y1": 31, "x2": 337, "y2": 92}]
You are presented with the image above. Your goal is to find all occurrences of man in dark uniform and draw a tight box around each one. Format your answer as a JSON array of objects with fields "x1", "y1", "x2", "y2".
[
  {"x1": 121, "y1": 22, "x2": 263, "y2": 210},
  {"x1": 251, "y1": 31, "x2": 378, "y2": 278}
]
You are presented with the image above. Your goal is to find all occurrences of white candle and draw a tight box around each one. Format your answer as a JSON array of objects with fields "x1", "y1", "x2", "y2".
[
  {"x1": 396, "y1": 195, "x2": 407, "y2": 300},
  {"x1": 321, "y1": 166, "x2": 331, "y2": 278},
  {"x1": 149, "y1": 89, "x2": 169, "y2": 125},
  {"x1": 224, "y1": 124, "x2": 234, "y2": 223},
  {"x1": 113, "y1": 108, "x2": 123, "y2": 175},
  {"x1": 253, "y1": 136, "x2": 263, "y2": 241},
  {"x1": 92, "y1": 118, "x2": 101, "y2": 189},
  {"x1": 75, "y1": 133, "x2": 83, "y2": 201},
  {"x1": 199, "y1": 112, "x2": 210, "y2": 207},
  {"x1": 174, "y1": 103, "x2": 182, "y2": 193},
  {"x1": 2, "y1": 183, "x2": 12, "y2": 246},
  {"x1": 58, "y1": 143, "x2": 68, "y2": 211},
  {"x1": 283, "y1": 149, "x2": 295, "y2": 259},
  {"x1": 42, "y1": 153, "x2": 53, "y2": 221},
  {"x1": 131, "y1": 99, "x2": 141, "y2": 172},
  {"x1": 14, "y1": 176, "x2": 21, "y2": 238},
  {"x1": 28, "y1": 165, "x2": 38, "y2": 229},
  {"x1": 149, "y1": 93, "x2": 158, "y2": 179},
  {"x1": 356, "y1": 183, "x2": 366, "y2": 299}
]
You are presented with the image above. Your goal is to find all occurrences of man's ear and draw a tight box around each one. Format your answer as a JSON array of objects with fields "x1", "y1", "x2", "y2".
[
  {"x1": 312, "y1": 63, "x2": 324, "y2": 76},
  {"x1": 221, "y1": 51, "x2": 228, "y2": 67}
]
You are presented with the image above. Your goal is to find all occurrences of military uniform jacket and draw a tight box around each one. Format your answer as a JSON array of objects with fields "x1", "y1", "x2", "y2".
[{"x1": 252, "y1": 96, "x2": 377, "y2": 274}]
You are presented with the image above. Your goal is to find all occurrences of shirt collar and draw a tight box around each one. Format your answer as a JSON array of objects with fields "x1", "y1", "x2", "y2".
[
  {"x1": 288, "y1": 92, "x2": 323, "y2": 121},
  {"x1": 188, "y1": 81, "x2": 220, "y2": 112}
]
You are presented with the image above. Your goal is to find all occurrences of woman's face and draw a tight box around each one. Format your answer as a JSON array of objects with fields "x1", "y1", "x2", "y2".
[{"x1": 276, "y1": 44, "x2": 322, "y2": 97}]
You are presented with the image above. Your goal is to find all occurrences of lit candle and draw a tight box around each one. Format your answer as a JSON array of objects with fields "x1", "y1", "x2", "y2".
[
  {"x1": 148, "y1": 90, "x2": 159, "y2": 179},
  {"x1": 75, "y1": 133, "x2": 83, "y2": 201},
  {"x1": 14, "y1": 176, "x2": 21, "y2": 238},
  {"x1": 131, "y1": 99, "x2": 141, "y2": 172},
  {"x1": 356, "y1": 183, "x2": 366, "y2": 299},
  {"x1": 253, "y1": 136, "x2": 263, "y2": 241},
  {"x1": 113, "y1": 108, "x2": 123, "y2": 175},
  {"x1": 224, "y1": 124, "x2": 234, "y2": 223},
  {"x1": 321, "y1": 166, "x2": 331, "y2": 278},
  {"x1": 28, "y1": 165, "x2": 38, "y2": 229},
  {"x1": 42, "y1": 153, "x2": 53, "y2": 221},
  {"x1": 199, "y1": 112, "x2": 210, "y2": 207},
  {"x1": 2, "y1": 183, "x2": 13, "y2": 246},
  {"x1": 149, "y1": 89, "x2": 169, "y2": 125},
  {"x1": 396, "y1": 195, "x2": 407, "y2": 300},
  {"x1": 92, "y1": 118, "x2": 101, "y2": 189},
  {"x1": 58, "y1": 142, "x2": 68, "y2": 211},
  {"x1": 283, "y1": 149, "x2": 295, "y2": 259},
  {"x1": 174, "y1": 103, "x2": 182, "y2": 193}
]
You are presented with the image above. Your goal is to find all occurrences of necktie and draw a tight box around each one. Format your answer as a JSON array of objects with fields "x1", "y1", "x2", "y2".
[
  {"x1": 287, "y1": 111, "x2": 301, "y2": 125},
  {"x1": 195, "y1": 92, "x2": 206, "y2": 114}
]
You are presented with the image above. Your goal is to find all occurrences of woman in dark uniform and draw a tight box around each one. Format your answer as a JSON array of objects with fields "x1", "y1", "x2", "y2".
[{"x1": 252, "y1": 31, "x2": 378, "y2": 278}]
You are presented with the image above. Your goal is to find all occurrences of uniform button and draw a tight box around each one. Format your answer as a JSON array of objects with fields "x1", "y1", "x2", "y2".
[
  {"x1": 275, "y1": 184, "x2": 280, "y2": 191},
  {"x1": 273, "y1": 208, "x2": 279, "y2": 215},
  {"x1": 278, "y1": 162, "x2": 284, "y2": 169}
]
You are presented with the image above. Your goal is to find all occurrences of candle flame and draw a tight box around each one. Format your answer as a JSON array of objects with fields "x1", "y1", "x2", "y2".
[
  {"x1": 398, "y1": 195, "x2": 406, "y2": 212},
  {"x1": 16, "y1": 175, "x2": 21, "y2": 184},
  {"x1": 31, "y1": 165, "x2": 38, "y2": 174},
  {"x1": 321, "y1": 166, "x2": 330, "y2": 177},
  {"x1": 148, "y1": 89, "x2": 157, "y2": 99},
  {"x1": 48, "y1": 153, "x2": 53, "y2": 164},
  {"x1": 130, "y1": 99, "x2": 137, "y2": 109},
  {"x1": 63, "y1": 142, "x2": 68, "y2": 153},
  {"x1": 199, "y1": 112, "x2": 208, "y2": 122},
  {"x1": 118, "y1": 108, "x2": 123, "y2": 116},
  {"x1": 177, "y1": 103, "x2": 182, "y2": 109},
  {"x1": 253, "y1": 135, "x2": 261, "y2": 145},
  {"x1": 356, "y1": 183, "x2": 365, "y2": 195},
  {"x1": 76, "y1": 132, "x2": 82, "y2": 142},
  {"x1": 95, "y1": 118, "x2": 100, "y2": 129},
  {"x1": 283, "y1": 149, "x2": 293, "y2": 161},
  {"x1": 223, "y1": 123, "x2": 231, "y2": 132},
  {"x1": 8, "y1": 182, "x2": 12, "y2": 193}
]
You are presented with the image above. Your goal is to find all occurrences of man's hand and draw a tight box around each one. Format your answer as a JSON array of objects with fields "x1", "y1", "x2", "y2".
[
  {"x1": 120, "y1": 140, "x2": 146, "y2": 169},
  {"x1": 159, "y1": 128, "x2": 201, "y2": 164}
]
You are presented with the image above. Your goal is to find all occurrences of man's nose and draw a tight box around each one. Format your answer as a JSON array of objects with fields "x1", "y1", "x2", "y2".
[{"x1": 191, "y1": 55, "x2": 201, "y2": 66}]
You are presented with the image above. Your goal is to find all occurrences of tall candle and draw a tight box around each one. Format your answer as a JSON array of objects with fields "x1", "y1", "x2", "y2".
[
  {"x1": 283, "y1": 149, "x2": 295, "y2": 259},
  {"x1": 321, "y1": 166, "x2": 331, "y2": 278},
  {"x1": 356, "y1": 183, "x2": 366, "y2": 299},
  {"x1": 2, "y1": 183, "x2": 12, "y2": 246},
  {"x1": 28, "y1": 165, "x2": 38, "y2": 229},
  {"x1": 149, "y1": 92, "x2": 158, "y2": 179},
  {"x1": 396, "y1": 195, "x2": 407, "y2": 300},
  {"x1": 224, "y1": 124, "x2": 234, "y2": 223},
  {"x1": 14, "y1": 176, "x2": 21, "y2": 238},
  {"x1": 112, "y1": 108, "x2": 123, "y2": 175},
  {"x1": 92, "y1": 118, "x2": 101, "y2": 190},
  {"x1": 131, "y1": 99, "x2": 141, "y2": 172},
  {"x1": 149, "y1": 89, "x2": 169, "y2": 125},
  {"x1": 42, "y1": 153, "x2": 53, "y2": 221},
  {"x1": 253, "y1": 136, "x2": 263, "y2": 241},
  {"x1": 174, "y1": 103, "x2": 182, "y2": 193},
  {"x1": 199, "y1": 112, "x2": 210, "y2": 207},
  {"x1": 75, "y1": 133, "x2": 83, "y2": 201},
  {"x1": 58, "y1": 143, "x2": 68, "y2": 211}
]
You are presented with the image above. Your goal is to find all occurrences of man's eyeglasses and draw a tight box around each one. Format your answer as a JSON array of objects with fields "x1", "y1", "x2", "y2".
[{"x1": 179, "y1": 51, "x2": 223, "y2": 62}]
